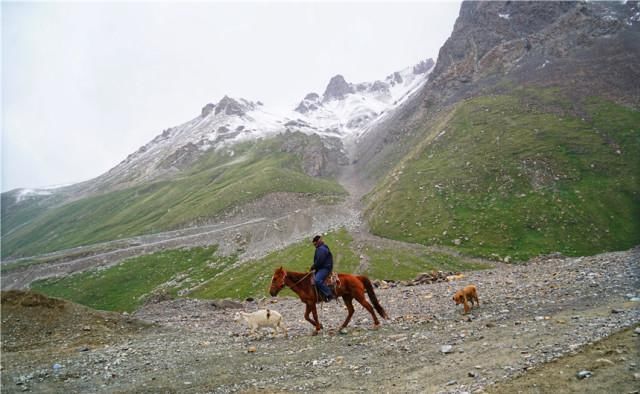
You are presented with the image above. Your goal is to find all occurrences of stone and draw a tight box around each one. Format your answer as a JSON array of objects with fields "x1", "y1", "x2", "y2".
[
  {"x1": 576, "y1": 370, "x2": 592, "y2": 379},
  {"x1": 441, "y1": 345, "x2": 454, "y2": 354},
  {"x1": 322, "y1": 75, "x2": 354, "y2": 102}
]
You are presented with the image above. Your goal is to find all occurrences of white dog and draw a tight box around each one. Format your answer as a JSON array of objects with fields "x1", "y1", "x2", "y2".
[{"x1": 234, "y1": 309, "x2": 287, "y2": 337}]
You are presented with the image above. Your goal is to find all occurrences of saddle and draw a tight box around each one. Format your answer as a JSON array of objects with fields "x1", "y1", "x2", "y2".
[
  {"x1": 325, "y1": 272, "x2": 339, "y2": 292},
  {"x1": 312, "y1": 272, "x2": 340, "y2": 302}
]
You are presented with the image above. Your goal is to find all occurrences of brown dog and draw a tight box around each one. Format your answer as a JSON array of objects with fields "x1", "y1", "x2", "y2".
[{"x1": 453, "y1": 285, "x2": 480, "y2": 314}]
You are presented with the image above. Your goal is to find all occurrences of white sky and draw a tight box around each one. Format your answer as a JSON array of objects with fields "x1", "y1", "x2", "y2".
[{"x1": 2, "y1": 1, "x2": 461, "y2": 192}]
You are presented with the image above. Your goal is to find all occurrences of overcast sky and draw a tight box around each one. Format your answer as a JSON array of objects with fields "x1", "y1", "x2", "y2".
[{"x1": 2, "y1": 1, "x2": 461, "y2": 192}]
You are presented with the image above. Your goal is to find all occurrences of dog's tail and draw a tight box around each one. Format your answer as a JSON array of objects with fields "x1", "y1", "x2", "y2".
[{"x1": 360, "y1": 276, "x2": 388, "y2": 319}]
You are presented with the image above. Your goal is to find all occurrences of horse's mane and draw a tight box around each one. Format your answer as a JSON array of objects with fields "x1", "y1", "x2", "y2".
[
  {"x1": 283, "y1": 269, "x2": 313, "y2": 285},
  {"x1": 284, "y1": 270, "x2": 308, "y2": 279}
]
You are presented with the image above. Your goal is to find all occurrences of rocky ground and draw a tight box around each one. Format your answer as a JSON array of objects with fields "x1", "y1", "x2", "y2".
[{"x1": 2, "y1": 247, "x2": 639, "y2": 393}]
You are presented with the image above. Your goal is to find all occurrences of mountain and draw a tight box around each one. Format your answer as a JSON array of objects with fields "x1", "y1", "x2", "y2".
[
  {"x1": 361, "y1": 0, "x2": 640, "y2": 260},
  {"x1": 1, "y1": 59, "x2": 434, "y2": 258},
  {"x1": 68, "y1": 58, "x2": 434, "y2": 196},
  {"x1": 3, "y1": 0, "x2": 639, "y2": 268},
  {"x1": 295, "y1": 59, "x2": 433, "y2": 137}
]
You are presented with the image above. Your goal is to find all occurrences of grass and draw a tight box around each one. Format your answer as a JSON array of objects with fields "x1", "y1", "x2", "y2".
[
  {"x1": 190, "y1": 228, "x2": 489, "y2": 300},
  {"x1": 362, "y1": 246, "x2": 492, "y2": 281},
  {"x1": 190, "y1": 228, "x2": 360, "y2": 300},
  {"x1": 2, "y1": 135, "x2": 346, "y2": 258},
  {"x1": 365, "y1": 90, "x2": 640, "y2": 261},
  {"x1": 30, "y1": 228, "x2": 493, "y2": 311},
  {"x1": 1, "y1": 191, "x2": 66, "y2": 239},
  {"x1": 31, "y1": 245, "x2": 234, "y2": 312},
  {"x1": 0, "y1": 259, "x2": 39, "y2": 275}
]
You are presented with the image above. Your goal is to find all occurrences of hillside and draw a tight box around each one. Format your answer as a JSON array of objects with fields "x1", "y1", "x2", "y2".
[
  {"x1": 365, "y1": 89, "x2": 640, "y2": 260},
  {"x1": 1, "y1": 58, "x2": 433, "y2": 260},
  {"x1": 1, "y1": 290, "x2": 150, "y2": 353},
  {"x1": 26, "y1": 229, "x2": 491, "y2": 312},
  {"x1": 360, "y1": 1, "x2": 640, "y2": 260},
  {"x1": 1, "y1": 135, "x2": 347, "y2": 258}
]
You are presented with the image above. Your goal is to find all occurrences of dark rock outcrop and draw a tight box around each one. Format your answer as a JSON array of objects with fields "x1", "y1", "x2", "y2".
[
  {"x1": 386, "y1": 71, "x2": 403, "y2": 86},
  {"x1": 201, "y1": 103, "x2": 215, "y2": 117},
  {"x1": 424, "y1": 1, "x2": 640, "y2": 107},
  {"x1": 412, "y1": 58, "x2": 435, "y2": 75},
  {"x1": 279, "y1": 131, "x2": 348, "y2": 177},
  {"x1": 369, "y1": 80, "x2": 390, "y2": 94},
  {"x1": 158, "y1": 142, "x2": 201, "y2": 170},
  {"x1": 304, "y1": 93, "x2": 320, "y2": 101},
  {"x1": 215, "y1": 96, "x2": 246, "y2": 116},
  {"x1": 322, "y1": 75, "x2": 355, "y2": 102},
  {"x1": 295, "y1": 92, "x2": 322, "y2": 114}
]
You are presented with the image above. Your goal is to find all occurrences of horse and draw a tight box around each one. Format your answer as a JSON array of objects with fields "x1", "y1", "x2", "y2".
[{"x1": 269, "y1": 266, "x2": 388, "y2": 335}]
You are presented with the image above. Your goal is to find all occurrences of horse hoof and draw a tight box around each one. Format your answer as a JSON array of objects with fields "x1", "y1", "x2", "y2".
[{"x1": 311, "y1": 330, "x2": 319, "y2": 336}]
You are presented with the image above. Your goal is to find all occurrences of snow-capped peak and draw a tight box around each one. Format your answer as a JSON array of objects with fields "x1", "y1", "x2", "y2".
[
  {"x1": 93, "y1": 58, "x2": 435, "y2": 189},
  {"x1": 292, "y1": 57, "x2": 435, "y2": 140}
]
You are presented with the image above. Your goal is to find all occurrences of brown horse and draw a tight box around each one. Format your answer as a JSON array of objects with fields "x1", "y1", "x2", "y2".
[{"x1": 269, "y1": 266, "x2": 388, "y2": 334}]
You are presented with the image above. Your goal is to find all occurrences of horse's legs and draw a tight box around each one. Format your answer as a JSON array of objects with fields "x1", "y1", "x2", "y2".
[
  {"x1": 303, "y1": 303, "x2": 322, "y2": 333},
  {"x1": 304, "y1": 304, "x2": 317, "y2": 326},
  {"x1": 354, "y1": 293, "x2": 381, "y2": 327},
  {"x1": 339, "y1": 296, "x2": 355, "y2": 330},
  {"x1": 310, "y1": 304, "x2": 322, "y2": 333}
]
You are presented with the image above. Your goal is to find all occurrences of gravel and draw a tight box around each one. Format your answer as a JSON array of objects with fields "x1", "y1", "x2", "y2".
[{"x1": 2, "y1": 247, "x2": 638, "y2": 393}]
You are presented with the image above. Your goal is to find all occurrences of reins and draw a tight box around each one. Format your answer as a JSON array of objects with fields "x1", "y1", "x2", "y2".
[{"x1": 286, "y1": 270, "x2": 312, "y2": 289}]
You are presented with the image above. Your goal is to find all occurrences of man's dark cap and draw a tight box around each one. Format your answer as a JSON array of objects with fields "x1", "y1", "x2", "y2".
[{"x1": 312, "y1": 235, "x2": 321, "y2": 243}]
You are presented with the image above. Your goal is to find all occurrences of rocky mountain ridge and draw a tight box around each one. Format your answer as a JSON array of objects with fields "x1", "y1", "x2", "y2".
[
  {"x1": 345, "y1": 0, "x2": 640, "y2": 192},
  {"x1": 8, "y1": 58, "x2": 434, "y2": 204},
  {"x1": 424, "y1": 0, "x2": 640, "y2": 108}
]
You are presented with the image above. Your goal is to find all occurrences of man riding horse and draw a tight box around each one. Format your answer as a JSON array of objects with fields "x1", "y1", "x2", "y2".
[{"x1": 310, "y1": 235, "x2": 334, "y2": 302}]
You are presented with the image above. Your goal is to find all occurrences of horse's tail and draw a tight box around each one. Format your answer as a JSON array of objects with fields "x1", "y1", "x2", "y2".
[{"x1": 360, "y1": 276, "x2": 388, "y2": 319}]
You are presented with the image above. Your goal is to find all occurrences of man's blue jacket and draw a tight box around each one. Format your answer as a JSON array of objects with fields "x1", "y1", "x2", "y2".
[{"x1": 312, "y1": 243, "x2": 333, "y2": 271}]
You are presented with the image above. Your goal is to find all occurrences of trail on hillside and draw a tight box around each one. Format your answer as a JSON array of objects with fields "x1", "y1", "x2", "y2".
[{"x1": 2, "y1": 152, "x2": 493, "y2": 291}]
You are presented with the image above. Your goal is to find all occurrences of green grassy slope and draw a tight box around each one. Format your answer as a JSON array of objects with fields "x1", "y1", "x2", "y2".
[
  {"x1": 31, "y1": 246, "x2": 230, "y2": 312},
  {"x1": 32, "y1": 229, "x2": 490, "y2": 311},
  {"x1": 1, "y1": 192, "x2": 66, "y2": 239},
  {"x1": 2, "y1": 137, "x2": 346, "y2": 258},
  {"x1": 365, "y1": 89, "x2": 640, "y2": 261},
  {"x1": 190, "y1": 228, "x2": 361, "y2": 300}
]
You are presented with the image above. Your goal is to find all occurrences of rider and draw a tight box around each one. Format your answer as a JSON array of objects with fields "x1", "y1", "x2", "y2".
[{"x1": 310, "y1": 235, "x2": 334, "y2": 302}]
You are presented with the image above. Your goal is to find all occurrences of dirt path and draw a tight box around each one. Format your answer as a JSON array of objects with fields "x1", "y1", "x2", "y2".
[
  {"x1": 2, "y1": 247, "x2": 638, "y2": 393},
  {"x1": 1, "y1": 159, "x2": 465, "y2": 292}
]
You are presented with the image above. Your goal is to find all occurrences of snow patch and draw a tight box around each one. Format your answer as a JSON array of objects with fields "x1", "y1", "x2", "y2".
[
  {"x1": 15, "y1": 188, "x2": 53, "y2": 203},
  {"x1": 99, "y1": 59, "x2": 434, "y2": 186}
]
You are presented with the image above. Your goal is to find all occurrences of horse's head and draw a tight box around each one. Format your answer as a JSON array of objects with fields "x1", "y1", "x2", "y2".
[{"x1": 269, "y1": 266, "x2": 287, "y2": 296}]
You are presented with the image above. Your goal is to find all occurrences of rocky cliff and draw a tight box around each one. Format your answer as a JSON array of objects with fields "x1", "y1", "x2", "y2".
[{"x1": 425, "y1": 1, "x2": 640, "y2": 107}]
